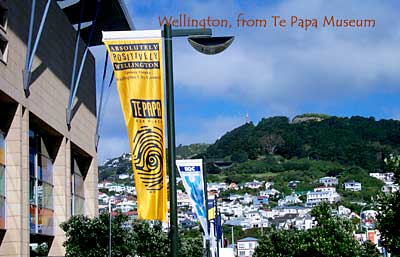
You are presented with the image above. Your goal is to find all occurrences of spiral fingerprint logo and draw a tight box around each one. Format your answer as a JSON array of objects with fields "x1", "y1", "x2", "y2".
[{"x1": 132, "y1": 126, "x2": 164, "y2": 191}]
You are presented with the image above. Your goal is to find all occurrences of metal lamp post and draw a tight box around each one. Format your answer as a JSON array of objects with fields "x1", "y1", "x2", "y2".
[{"x1": 163, "y1": 24, "x2": 234, "y2": 257}]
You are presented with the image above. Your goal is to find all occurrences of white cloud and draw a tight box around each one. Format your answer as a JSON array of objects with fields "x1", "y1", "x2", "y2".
[
  {"x1": 94, "y1": 0, "x2": 400, "y2": 161},
  {"x1": 97, "y1": 136, "x2": 130, "y2": 163},
  {"x1": 176, "y1": 115, "x2": 245, "y2": 145}
]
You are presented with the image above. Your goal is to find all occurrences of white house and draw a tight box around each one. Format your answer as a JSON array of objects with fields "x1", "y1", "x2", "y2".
[
  {"x1": 293, "y1": 215, "x2": 314, "y2": 230},
  {"x1": 260, "y1": 189, "x2": 280, "y2": 197},
  {"x1": 118, "y1": 174, "x2": 130, "y2": 180},
  {"x1": 115, "y1": 200, "x2": 136, "y2": 213},
  {"x1": 278, "y1": 193, "x2": 302, "y2": 206},
  {"x1": 272, "y1": 206, "x2": 311, "y2": 217},
  {"x1": 241, "y1": 193, "x2": 254, "y2": 205},
  {"x1": 369, "y1": 172, "x2": 395, "y2": 184},
  {"x1": 244, "y1": 180, "x2": 263, "y2": 189},
  {"x1": 319, "y1": 176, "x2": 339, "y2": 187},
  {"x1": 237, "y1": 237, "x2": 259, "y2": 257},
  {"x1": 343, "y1": 181, "x2": 362, "y2": 191},
  {"x1": 338, "y1": 205, "x2": 351, "y2": 217},
  {"x1": 265, "y1": 181, "x2": 274, "y2": 189},
  {"x1": 314, "y1": 186, "x2": 336, "y2": 193},
  {"x1": 306, "y1": 188, "x2": 340, "y2": 207},
  {"x1": 382, "y1": 184, "x2": 399, "y2": 193}
]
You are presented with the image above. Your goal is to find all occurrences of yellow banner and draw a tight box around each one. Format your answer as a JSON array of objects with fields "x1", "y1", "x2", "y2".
[{"x1": 103, "y1": 35, "x2": 167, "y2": 222}]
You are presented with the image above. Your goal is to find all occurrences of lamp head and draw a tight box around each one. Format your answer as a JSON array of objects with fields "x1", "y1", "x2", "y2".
[{"x1": 188, "y1": 36, "x2": 234, "y2": 55}]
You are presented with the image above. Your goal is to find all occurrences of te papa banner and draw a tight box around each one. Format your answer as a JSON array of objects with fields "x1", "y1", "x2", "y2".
[{"x1": 103, "y1": 30, "x2": 167, "y2": 222}]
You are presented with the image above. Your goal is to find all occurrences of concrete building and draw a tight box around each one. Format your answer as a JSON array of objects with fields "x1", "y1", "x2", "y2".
[
  {"x1": 237, "y1": 237, "x2": 258, "y2": 257},
  {"x1": 0, "y1": 0, "x2": 132, "y2": 256},
  {"x1": 306, "y1": 188, "x2": 340, "y2": 207},
  {"x1": 319, "y1": 176, "x2": 338, "y2": 187},
  {"x1": 343, "y1": 180, "x2": 362, "y2": 191}
]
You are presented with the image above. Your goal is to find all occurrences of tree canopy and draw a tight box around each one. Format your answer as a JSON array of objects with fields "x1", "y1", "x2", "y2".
[
  {"x1": 206, "y1": 115, "x2": 400, "y2": 171},
  {"x1": 376, "y1": 155, "x2": 400, "y2": 256},
  {"x1": 254, "y1": 202, "x2": 380, "y2": 257},
  {"x1": 60, "y1": 213, "x2": 203, "y2": 257}
]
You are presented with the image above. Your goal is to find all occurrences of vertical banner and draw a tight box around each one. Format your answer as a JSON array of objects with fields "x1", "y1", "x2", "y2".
[
  {"x1": 103, "y1": 31, "x2": 167, "y2": 222},
  {"x1": 176, "y1": 159, "x2": 208, "y2": 236}
]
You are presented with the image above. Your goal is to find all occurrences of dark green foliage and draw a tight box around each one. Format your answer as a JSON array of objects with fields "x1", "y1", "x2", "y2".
[
  {"x1": 60, "y1": 213, "x2": 131, "y2": 257},
  {"x1": 205, "y1": 115, "x2": 400, "y2": 171},
  {"x1": 376, "y1": 155, "x2": 400, "y2": 256},
  {"x1": 61, "y1": 213, "x2": 204, "y2": 257},
  {"x1": 231, "y1": 150, "x2": 249, "y2": 163},
  {"x1": 129, "y1": 221, "x2": 169, "y2": 257},
  {"x1": 254, "y1": 202, "x2": 380, "y2": 257},
  {"x1": 176, "y1": 143, "x2": 210, "y2": 159}
]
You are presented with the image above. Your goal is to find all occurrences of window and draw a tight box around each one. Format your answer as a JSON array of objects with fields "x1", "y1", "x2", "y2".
[
  {"x1": 71, "y1": 158, "x2": 85, "y2": 215},
  {"x1": 29, "y1": 130, "x2": 54, "y2": 235},
  {"x1": 0, "y1": 131, "x2": 5, "y2": 229},
  {"x1": 239, "y1": 251, "x2": 246, "y2": 256},
  {"x1": 0, "y1": 1, "x2": 7, "y2": 63}
]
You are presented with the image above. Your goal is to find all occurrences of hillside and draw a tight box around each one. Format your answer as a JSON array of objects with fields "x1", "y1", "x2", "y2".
[
  {"x1": 205, "y1": 115, "x2": 400, "y2": 171},
  {"x1": 99, "y1": 143, "x2": 210, "y2": 181}
]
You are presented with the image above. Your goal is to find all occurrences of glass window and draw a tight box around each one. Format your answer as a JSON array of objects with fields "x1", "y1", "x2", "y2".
[
  {"x1": 29, "y1": 148, "x2": 35, "y2": 177},
  {"x1": 42, "y1": 182, "x2": 53, "y2": 210},
  {"x1": 29, "y1": 129, "x2": 54, "y2": 235},
  {"x1": 29, "y1": 179, "x2": 35, "y2": 205},
  {"x1": 41, "y1": 156, "x2": 53, "y2": 184},
  {"x1": 71, "y1": 158, "x2": 85, "y2": 215},
  {"x1": 74, "y1": 196, "x2": 85, "y2": 216},
  {"x1": 74, "y1": 174, "x2": 84, "y2": 197},
  {"x1": 0, "y1": 132, "x2": 4, "y2": 166},
  {"x1": 0, "y1": 166, "x2": 4, "y2": 197},
  {"x1": 0, "y1": 132, "x2": 5, "y2": 230},
  {"x1": 38, "y1": 208, "x2": 54, "y2": 235},
  {"x1": 29, "y1": 205, "x2": 36, "y2": 233},
  {"x1": 0, "y1": 197, "x2": 5, "y2": 229}
]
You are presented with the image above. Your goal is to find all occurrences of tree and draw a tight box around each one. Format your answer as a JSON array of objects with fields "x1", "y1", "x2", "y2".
[
  {"x1": 231, "y1": 151, "x2": 248, "y2": 163},
  {"x1": 61, "y1": 213, "x2": 204, "y2": 257},
  {"x1": 376, "y1": 155, "x2": 400, "y2": 256},
  {"x1": 259, "y1": 134, "x2": 284, "y2": 155},
  {"x1": 60, "y1": 213, "x2": 131, "y2": 257},
  {"x1": 130, "y1": 220, "x2": 169, "y2": 257},
  {"x1": 254, "y1": 202, "x2": 379, "y2": 257},
  {"x1": 179, "y1": 236, "x2": 203, "y2": 257}
]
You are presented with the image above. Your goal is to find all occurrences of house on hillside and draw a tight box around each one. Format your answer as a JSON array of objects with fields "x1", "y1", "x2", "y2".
[
  {"x1": 253, "y1": 196, "x2": 269, "y2": 206},
  {"x1": 306, "y1": 188, "x2": 340, "y2": 207},
  {"x1": 244, "y1": 180, "x2": 264, "y2": 189},
  {"x1": 382, "y1": 184, "x2": 399, "y2": 193},
  {"x1": 237, "y1": 237, "x2": 259, "y2": 257},
  {"x1": 319, "y1": 176, "x2": 338, "y2": 187},
  {"x1": 278, "y1": 193, "x2": 302, "y2": 206},
  {"x1": 369, "y1": 172, "x2": 395, "y2": 184},
  {"x1": 260, "y1": 189, "x2": 280, "y2": 197},
  {"x1": 343, "y1": 180, "x2": 362, "y2": 191}
]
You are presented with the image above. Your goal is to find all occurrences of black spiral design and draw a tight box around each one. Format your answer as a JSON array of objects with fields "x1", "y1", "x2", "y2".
[{"x1": 132, "y1": 126, "x2": 164, "y2": 191}]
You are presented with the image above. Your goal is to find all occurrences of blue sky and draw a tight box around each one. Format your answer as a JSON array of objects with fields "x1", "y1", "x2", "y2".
[{"x1": 93, "y1": 0, "x2": 400, "y2": 162}]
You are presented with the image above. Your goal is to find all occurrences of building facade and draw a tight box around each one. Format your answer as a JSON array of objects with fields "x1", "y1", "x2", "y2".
[
  {"x1": 0, "y1": 0, "x2": 132, "y2": 256},
  {"x1": 306, "y1": 187, "x2": 340, "y2": 207},
  {"x1": 343, "y1": 181, "x2": 362, "y2": 191},
  {"x1": 319, "y1": 176, "x2": 338, "y2": 187},
  {"x1": 237, "y1": 237, "x2": 258, "y2": 257}
]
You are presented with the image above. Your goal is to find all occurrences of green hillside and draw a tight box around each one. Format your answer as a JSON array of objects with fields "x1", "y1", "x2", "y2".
[{"x1": 205, "y1": 115, "x2": 400, "y2": 171}]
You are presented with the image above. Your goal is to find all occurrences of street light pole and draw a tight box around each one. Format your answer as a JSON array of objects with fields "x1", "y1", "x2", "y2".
[
  {"x1": 215, "y1": 196, "x2": 220, "y2": 257},
  {"x1": 109, "y1": 201, "x2": 112, "y2": 257},
  {"x1": 162, "y1": 24, "x2": 233, "y2": 257},
  {"x1": 164, "y1": 23, "x2": 179, "y2": 257},
  {"x1": 203, "y1": 158, "x2": 211, "y2": 257}
]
